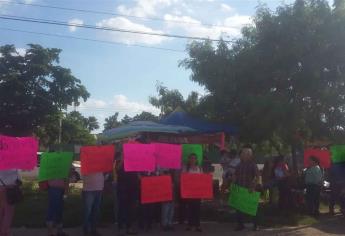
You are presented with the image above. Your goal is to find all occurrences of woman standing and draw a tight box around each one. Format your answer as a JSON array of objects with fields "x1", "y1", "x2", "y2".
[
  {"x1": 46, "y1": 177, "x2": 69, "y2": 236},
  {"x1": 0, "y1": 170, "x2": 20, "y2": 236},
  {"x1": 184, "y1": 154, "x2": 202, "y2": 232},
  {"x1": 305, "y1": 156, "x2": 323, "y2": 217}
]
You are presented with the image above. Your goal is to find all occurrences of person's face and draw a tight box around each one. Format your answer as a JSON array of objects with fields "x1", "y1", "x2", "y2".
[
  {"x1": 189, "y1": 155, "x2": 197, "y2": 166},
  {"x1": 240, "y1": 148, "x2": 252, "y2": 161},
  {"x1": 309, "y1": 159, "x2": 317, "y2": 166}
]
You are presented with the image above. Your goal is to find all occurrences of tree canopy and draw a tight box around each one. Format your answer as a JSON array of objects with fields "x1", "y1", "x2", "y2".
[
  {"x1": 180, "y1": 0, "x2": 345, "y2": 150},
  {"x1": 149, "y1": 83, "x2": 201, "y2": 116},
  {"x1": 0, "y1": 44, "x2": 89, "y2": 135}
]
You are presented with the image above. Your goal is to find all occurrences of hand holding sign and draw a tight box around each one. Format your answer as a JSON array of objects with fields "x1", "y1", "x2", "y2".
[
  {"x1": 155, "y1": 143, "x2": 182, "y2": 169},
  {"x1": 81, "y1": 145, "x2": 115, "y2": 175},
  {"x1": 180, "y1": 173, "x2": 213, "y2": 199},
  {"x1": 124, "y1": 143, "x2": 156, "y2": 172},
  {"x1": 38, "y1": 152, "x2": 73, "y2": 181},
  {"x1": 228, "y1": 184, "x2": 260, "y2": 216},
  {"x1": 304, "y1": 149, "x2": 331, "y2": 168},
  {"x1": 331, "y1": 145, "x2": 345, "y2": 164},
  {"x1": 141, "y1": 175, "x2": 173, "y2": 204},
  {"x1": 0, "y1": 135, "x2": 38, "y2": 170}
]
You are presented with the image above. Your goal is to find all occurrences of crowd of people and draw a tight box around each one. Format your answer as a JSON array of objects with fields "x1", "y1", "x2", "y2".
[{"x1": 0, "y1": 146, "x2": 345, "y2": 236}]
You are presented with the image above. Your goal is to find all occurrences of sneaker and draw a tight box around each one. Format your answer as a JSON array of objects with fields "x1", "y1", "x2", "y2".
[
  {"x1": 253, "y1": 225, "x2": 259, "y2": 231},
  {"x1": 163, "y1": 226, "x2": 169, "y2": 232},
  {"x1": 195, "y1": 227, "x2": 202, "y2": 232},
  {"x1": 235, "y1": 224, "x2": 245, "y2": 231},
  {"x1": 186, "y1": 226, "x2": 191, "y2": 231}
]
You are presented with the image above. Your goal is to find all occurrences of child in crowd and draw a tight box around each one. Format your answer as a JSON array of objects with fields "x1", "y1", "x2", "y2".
[
  {"x1": 184, "y1": 154, "x2": 203, "y2": 232},
  {"x1": 82, "y1": 172, "x2": 104, "y2": 236},
  {"x1": 305, "y1": 156, "x2": 323, "y2": 217}
]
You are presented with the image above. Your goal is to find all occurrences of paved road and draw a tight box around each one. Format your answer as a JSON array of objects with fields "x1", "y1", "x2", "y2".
[{"x1": 12, "y1": 217, "x2": 345, "y2": 236}]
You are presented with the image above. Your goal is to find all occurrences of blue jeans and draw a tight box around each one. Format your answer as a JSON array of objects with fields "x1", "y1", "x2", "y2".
[
  {"x1": 46, "y1": 187, "x2": 65, "y2": 225},
  {"x1": 83, "y1": 191, "x2": 102, "y2": 233},
  {"x1": 162, "y1": 202, "x2": 174, "y2": 227}
]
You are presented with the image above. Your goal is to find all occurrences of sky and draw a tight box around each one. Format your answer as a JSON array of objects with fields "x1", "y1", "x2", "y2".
[{"x1": 0, "y1": 0, "x2": 333, "y2": 133}]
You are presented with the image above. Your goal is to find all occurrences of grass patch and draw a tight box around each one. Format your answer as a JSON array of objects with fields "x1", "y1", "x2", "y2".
[
  {"x1": 13, "y1": 180, "x2": 115, "y2": 228},
  {"x1": 13, "y1": 180, "x2": 329, "y2": 228}
]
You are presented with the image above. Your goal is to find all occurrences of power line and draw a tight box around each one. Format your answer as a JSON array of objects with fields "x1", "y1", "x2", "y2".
[
  {"x1": 0, "y1": 14, "x2": 235, "y2": 43},
  {"x1": 0, "y1": 27, "x2": 185, "y2": 52},
  {"x1": 0, "y1": 0, "x2": 231, "y2": 28}
]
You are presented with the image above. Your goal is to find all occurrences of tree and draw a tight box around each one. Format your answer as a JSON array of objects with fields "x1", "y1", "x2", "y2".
[
  {"x1": 61, "y1": 111, "x2": 96, "y2": 145},
  {"x1": 0, "y1": 44, "x2": 89, "y2": 135},
  {"x1": 180, "y1": 0, "x2": 345, "y2": 167},
  {"x1": 35, "y1": 111, "x2": 98, "y2": 146},
  {"x1": 104, "y1": 112, "x2": 120, "y2": 131},
  {"x1": 85, "y1": 116, "x2": 99, "y2": 132},
  {"x1": 132, "y1": 111, "x2": 158, "y2": 122},
  {"x1": 149, "y1": 83, "x2": 201, "y2": 116}
]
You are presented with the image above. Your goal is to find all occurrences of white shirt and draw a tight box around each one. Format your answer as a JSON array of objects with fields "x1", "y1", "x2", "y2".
[
  {"x1": 82, "y1": 173, "x2": 104, "y2": 191},
  {"x1": 0, "y1": 170, "x2": 19, "y2": 186}
]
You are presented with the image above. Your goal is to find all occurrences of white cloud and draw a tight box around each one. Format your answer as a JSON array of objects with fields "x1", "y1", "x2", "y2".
[
  {"x1": 117, "y1": 0, "x2": 176, "y2": 17},
  {"x1": 23, "y1": 0, "x2": 35, "y2": 3},
  {"x1": 78, "y1": 98, "x2": 107, "y2": 109},
  {"x1": 96, "y1": 17, "x2": 167, "y2": 45},
  {"x1": 111, "y1": 95, "x2": 159, "y2": 115},
  {"x1": 16, "y1": 48, "x2": 26, "y2": 56},
  {"x1": 75, "y1": 95, "x2": 160, "y2": 133},
  {"x1": 164, "y1": 14, "x2": 251, "y2": 39},
  {"x1": 220, "y1": 3, "x2": 233, "y2": 12},
  {"x1": 68, "y1": 18, "x2": 84, "y2": 32}
]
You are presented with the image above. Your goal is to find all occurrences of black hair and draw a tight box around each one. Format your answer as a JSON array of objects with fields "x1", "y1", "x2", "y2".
[
  {"x1": 309, "y1": 156, "x2": 320, "y2": 165},
  {"x1": 187, "y1": 153, "x2": 197, "y2": 171}
]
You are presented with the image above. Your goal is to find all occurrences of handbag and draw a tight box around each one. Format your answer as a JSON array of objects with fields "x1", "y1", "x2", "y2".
[{"x1": 0, "y1": 178, "x2": 23, "y2": 205}]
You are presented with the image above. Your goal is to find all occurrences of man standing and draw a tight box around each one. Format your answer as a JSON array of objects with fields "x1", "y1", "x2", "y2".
[{"x1": 233, "y1": 147, "x2": 260, "y2": 231}]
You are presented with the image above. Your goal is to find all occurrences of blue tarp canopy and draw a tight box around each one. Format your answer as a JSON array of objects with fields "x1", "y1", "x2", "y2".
[
  {"x1": 99, "y1": 121, "x2": 197, "y2": 141},
  {"x1": 160, "y1": 110, "x2": 237, "y2": 135}
]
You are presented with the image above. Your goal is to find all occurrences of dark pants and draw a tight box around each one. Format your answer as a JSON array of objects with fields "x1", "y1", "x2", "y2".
[
  {"x1": 278, "y1": 179, "x2": 292, "y2": 210},
  {"x1": 178, "y1": 198, "x2": 187, "y2": 224},
  {"x1": 329, "y1": 184, "x2": 339, "y2": 212},
  {"x1": 47, "y1": 187, "x2": 65, "y2": 226},
  {"x1": 186, "y1": 199, "x2": 201, "y2": 227},
  {"x1": 117, "y1": 194, "x2": 135, "y2": 230},
  {"x1": 236, "y1": 210, "x2": 257, "y2": 227},
  {"x1": 139, "y1": 203, "x2": 154, "y2": 230},
  {"x1": 83, "y1": 191, "x2": 102, "y2": 234},
  {"x1": 306, "y1": 184, "x2": 321, "y2": 216}
]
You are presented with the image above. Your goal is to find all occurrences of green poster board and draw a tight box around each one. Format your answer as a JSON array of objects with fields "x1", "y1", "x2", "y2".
[
  {"x1": 38, "y1": 152, "x2": 73, "y2": 181},
  {"x1": 182, "y1": 144, "x2": 203, "y2": 166},
  {"x1": 228, "y1": 184, "x2": 260, "y2": 216},
  {"x1": 331, "y1": 145, "x2": 345, "y2": 163}
]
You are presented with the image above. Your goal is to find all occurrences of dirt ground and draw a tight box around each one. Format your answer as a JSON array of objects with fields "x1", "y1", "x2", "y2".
[{"x1": 12, "y1": 216, "x2": 345, "y2": 236}]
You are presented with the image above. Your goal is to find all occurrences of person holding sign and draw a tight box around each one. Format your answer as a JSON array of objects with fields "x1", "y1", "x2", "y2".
[
  {"x1": 0, "y1": 170, "x2": 20, "y2": 236},
  {"x1": 82, "y1": 172, "x2": 105, "y2": 236},
  {"x1": 183, "y1": 154, "x2": 203, "y2": 232},
  {"x1": 304, "y1": 156, "x2": 323, "y2": 218},
  {"x1": 233, "y1": 147, "x2": 260, "y2": 231},
  {"x1": 116, "y1": 159, "x2": 139, "y2": 235}
]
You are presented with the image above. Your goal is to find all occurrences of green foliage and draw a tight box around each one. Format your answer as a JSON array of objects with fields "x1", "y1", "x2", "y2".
[
  {"x1": 104, "y1": 111, "x2": 159, "y2": 131},
  {"x1": 0, "y1": 44, "x2": 89, "y2": 135},
  {"x1": 149, "y1": 83, "x2": 201, "y2": 116},
  {"x1": 61, "y1": 111, "x2": 97, "y2": 145},
  {"x1": 180, "y1": 0, "x2": 345, "y2": 146},
  {"x1": 103, "y1": 112, "x2": 120, "y2": 131},
  {"x1": 36, "y1": 111, "x2": 97, "y2": 146}
]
